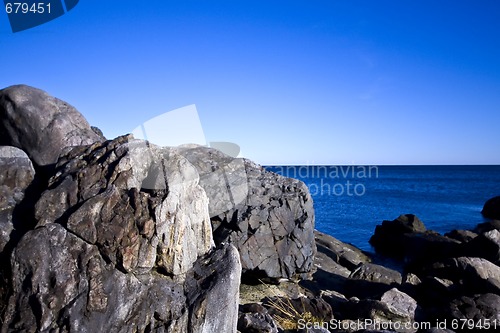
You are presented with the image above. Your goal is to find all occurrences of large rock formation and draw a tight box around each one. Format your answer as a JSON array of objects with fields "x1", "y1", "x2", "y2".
[
  {"x1": 0, "y1": 85, "x2": 102, "y2": 166},
  {"x1": 1, "y1": 135, "x2": 241, "y2": 332},
  {"x1": 178, "y1": 145, "x2": 316, "y2": 280},
  {"x1": 0, "y1": 85, "x2": 320, "y2": 332}
]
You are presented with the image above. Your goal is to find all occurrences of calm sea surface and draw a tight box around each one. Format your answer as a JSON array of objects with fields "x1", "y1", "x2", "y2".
[{"x1": 265, "y1": 165, "x2": 500, "y2": 253}]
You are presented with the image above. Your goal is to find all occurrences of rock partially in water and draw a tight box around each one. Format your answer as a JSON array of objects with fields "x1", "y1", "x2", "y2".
[
  {"x1": 369, "y1": 214, "x2": 426, "y2": 258},
  {"x1": 482, "y1": 196, "x2": 500, "y2": 220}
]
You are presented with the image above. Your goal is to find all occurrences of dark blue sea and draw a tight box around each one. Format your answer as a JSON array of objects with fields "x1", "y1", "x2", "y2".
[{"x1": 265, "y1": 165, "x2": 500, "y2": 253}]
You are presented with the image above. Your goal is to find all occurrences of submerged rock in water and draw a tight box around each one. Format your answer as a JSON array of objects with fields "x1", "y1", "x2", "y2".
[
  {"x1": 369, "y1": 214, "x2": 426, "y2": 258},
  {"x1": 482, "y1": 196, "x2": 500, "y2": 220}
]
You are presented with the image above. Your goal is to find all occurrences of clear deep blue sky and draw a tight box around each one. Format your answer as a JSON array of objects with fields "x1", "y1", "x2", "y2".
[{"x1": 1, "y1": 1, "x2": 499, "y2": 165}]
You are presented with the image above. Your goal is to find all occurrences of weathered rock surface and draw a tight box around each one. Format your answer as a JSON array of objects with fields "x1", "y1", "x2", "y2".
[
  {"x1": 325, "y1": 289, "x2": 418, "y2": 333},
  {"x1": 349, "y1": 263, "x2": 402, "y2": 286},
  {"x1": 4, "y1": 221, "x2": 240, "y2": 332},
  {"x1": 482, "y1": 196, "x2": 500, "y2": 220},
  {"x1": 185, "y1": 243, "x2": 242, "y2": 333},
  {"x1": 238, "y1": 303, "x2": 279, "y2": 333},
  {"x1": 178, "y1": 145, "x2": 316, "y2": 280},
  {"x1": 426, "y1": 257, "x2": 500, "y2": 295},
  {"x1": 314, "y1": 230, "x2": 371, "y2": 271},
  {"x1": 0, "y1": 146, "x2": 35, "y2": 254},
  {"x1": 34, "y1": 135, "x2": 214, "y2": 275},
  {"x1": 2, "y1": 136, "x2": 242, "y2": 332},
  {"x1": 0, "y1": 85, "x2": 102, "y2": 166},
  {"x1": 446, "y1": 293, "x2": 500, "y2": 322}
]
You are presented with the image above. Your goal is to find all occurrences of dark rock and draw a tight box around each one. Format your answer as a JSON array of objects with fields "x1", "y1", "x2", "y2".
[
  {"x1": 238, "y1": 303, "x2": 278, "y2": 333},
  {"x1": 314, "y1": 230, "x2": 371, "y2": 271},
  {"x1": 369, "y1": 214, "x2": 426, "y2": 258},
  {"x1": 302, "y1": 263, "x2": 350, "y2": 297},
  {"x1": 440, "y1": 294, "x2": 500, "y2": 331},
  {"x1": 332, "y1": 289, "x2": 418, "y2": 333},
  {"x1": 370, "y1": 215, "x2": 461, "y2": 266},
  {"x1": 4, "y1": 223, "x2": 183, "y2": 331},
  {"x1": 302, "y1": 230, "x2": 370, "y2": 296},
  {"x1": 416, "y1": 276, "x2": 457, "y2": 307},
  {"x1": 178, "y1": 145, "x2": 316, "y2": 280},
  {"x1": 474, "y1": 220, "x2": 500, "y2": 234},
  {"x1": 349, "y1": 263, "x2": 402, "y2": 286},
  {"x1": 462, "y1": 229, "x2": 500, "y2": 265},
  {"x1": 482, "y1": 196, "x2": 500, "y2": 220},
  {"x1": 34, "y1": 135, "x2": 214, "y2": 275},
  {"x1": 91, "y1": 125, "x2": 106, "y2": 140},
  {"x1": 403, "y1": 232, "x2": 461, "y2": 269},
  {"x1": 444, "y1": 229, "x2": 478, "y2": 243},
  {"x1": 0, "y1": 146, "x2": 35, "y2": 254},
  {"x1": 2, "y1": 136, "x2": 241, "y2": 332},
  {"x1": 345, "y1": 263, "x2": 403, "y2": 299},
  {"x1": 0, "y1": 85, "x2": 102, "y2": 166},
  {"x1": 320, "y1": 290, "x2": 349, "y2": 319}
]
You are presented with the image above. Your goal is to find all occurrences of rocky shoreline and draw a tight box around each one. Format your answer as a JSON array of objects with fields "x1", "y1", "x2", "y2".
[{"x1": 1, "y1": 85, "x2": 499, "y2": 332}]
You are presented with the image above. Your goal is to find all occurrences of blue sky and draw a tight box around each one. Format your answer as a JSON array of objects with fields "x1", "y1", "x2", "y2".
[{"x1": 1, "y1": 1, "x2": 499, "y2": 165}]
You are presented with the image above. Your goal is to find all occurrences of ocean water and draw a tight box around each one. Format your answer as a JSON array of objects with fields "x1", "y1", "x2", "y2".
[{"x1": 265, "y1": 165, "x2": 500, "y2": 253}]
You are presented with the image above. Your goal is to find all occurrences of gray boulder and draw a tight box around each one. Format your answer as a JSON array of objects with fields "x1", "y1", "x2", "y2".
[
  {"x1": 380, "y1": 288, "x2": 418, "y2": 328},
  {"x1": 0, "y1": 146, "x2": 35, "y2": 254},
  {"x1": 345, "y1": 263, "x2": 403, "y2": 299},
  {"x1": 444, "y1": 229, "x2": 478, "y2": 243},
  {"x1": 0, "y1": 85, "x2": 102, "y2": 166},
  {"x1": 3, "y1": 222, "x2": 240, "y2": 333},
  {"x1": 178, "y1": 145, "x2": 316, "y2": 280},
  {"x1": 350, "y1": 263, "x2": 402, "y2": 286},
  {"x1": 339, "y1": 288, "x2": 418, "y2": 333},
  {"x1": 427, "y1": 257, "x2": 500, "y2": 295},
  {"x1": 474, "y1": 220, "x2": 500, "y2": 234},
  {"x1": 185, "y1": 243, "x2": 241, "y2": 333},
  {"x1": 370, "y1": 215, "x2": 461, "y2": 266},
  {"x1": 34, "y1": 135, "x2": 214, "y2": 275},
  {"x1": 443, "y1": 293, "x2": 500, "y2": 325}
]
